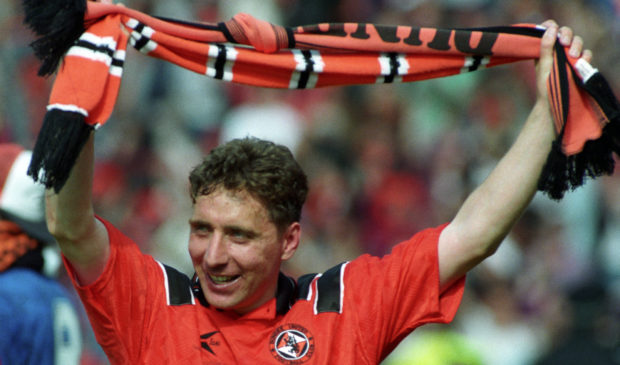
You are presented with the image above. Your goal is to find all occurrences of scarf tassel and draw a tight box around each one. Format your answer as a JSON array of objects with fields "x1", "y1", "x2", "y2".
[
  {"x1": 538, "y1": 71, "x2": 620, "y2": 200},
  {"x1": 582, "y1": 72, "x2": 620, "y2": 153},
  {"x1": 22, "y1": 0, "x2": 86, "y2": 76},
  {"x1": 27, "y1": 109, "x2": 94, "y2": 192},
  {"x1": 538, "y1": 123, "x2": 619, "y2": 201},
  {"x1": 21, "y1": 0, "x2": 619, "y2": 199}
]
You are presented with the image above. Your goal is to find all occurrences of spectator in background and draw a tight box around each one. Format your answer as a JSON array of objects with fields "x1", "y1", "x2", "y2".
[{"x1": 0, "y1": 144, "x2": 82, "y2": 365}]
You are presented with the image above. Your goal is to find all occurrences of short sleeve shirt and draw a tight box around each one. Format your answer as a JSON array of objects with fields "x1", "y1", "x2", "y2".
[{"x1": 64, "y1": 218, "x2": 465, "y2": 364}]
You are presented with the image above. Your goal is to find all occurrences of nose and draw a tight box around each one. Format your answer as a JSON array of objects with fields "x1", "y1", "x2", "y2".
[{"x1": 205, "y1": 233, "x2": 229, "y2": 268}]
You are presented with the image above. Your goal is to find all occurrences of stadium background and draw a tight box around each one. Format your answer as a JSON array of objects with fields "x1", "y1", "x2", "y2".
[{"x1": 1, "y1": 0, "x2": 619, "y2": 363}]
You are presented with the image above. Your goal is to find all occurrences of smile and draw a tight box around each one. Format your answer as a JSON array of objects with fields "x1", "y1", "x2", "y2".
[{"x1": 208, "y1": 274, "x2": 240, "y2": 284}]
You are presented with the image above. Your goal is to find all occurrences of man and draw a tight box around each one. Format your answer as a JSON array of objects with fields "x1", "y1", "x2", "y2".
[
  {"x1": 45, "y1": 21, "x2": 591, "y2": 364},
  {"x1": 0, "y1": 144, "x2": 82, "y2": 365}
]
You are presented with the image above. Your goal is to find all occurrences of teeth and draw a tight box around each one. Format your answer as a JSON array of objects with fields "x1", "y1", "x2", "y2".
[{"x1": 210, "y1": 275, "x2": 237, "y2": 283}]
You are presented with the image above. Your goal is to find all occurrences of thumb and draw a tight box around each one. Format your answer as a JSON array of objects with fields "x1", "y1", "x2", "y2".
[{"x1": 536, "y1": 24, "x2": 558, "y2": 101}]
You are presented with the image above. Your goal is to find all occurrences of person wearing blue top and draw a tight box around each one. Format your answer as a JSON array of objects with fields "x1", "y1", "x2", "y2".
[{"x1": 0, "y1": 143, "x2": 82, "y2": 365}]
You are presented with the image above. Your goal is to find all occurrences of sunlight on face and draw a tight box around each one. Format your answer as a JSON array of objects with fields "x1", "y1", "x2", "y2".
[{"x1": 188, "y1": 188, "x2": 298, "y2": 315}]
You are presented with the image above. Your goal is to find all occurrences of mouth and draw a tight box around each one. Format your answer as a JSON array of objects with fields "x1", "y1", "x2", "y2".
[{"x1": 208, "y1": 274, "x2": 241, "y2": 285}]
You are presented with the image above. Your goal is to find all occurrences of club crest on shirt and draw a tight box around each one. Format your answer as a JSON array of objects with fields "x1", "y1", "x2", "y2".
[{"x1": 269, "y1": 324, "x2": 315, "y2": 363}]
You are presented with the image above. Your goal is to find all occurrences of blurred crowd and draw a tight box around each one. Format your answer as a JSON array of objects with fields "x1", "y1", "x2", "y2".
[{"x1": 1, "y1": 0, "x2": 619, "y2": 364}]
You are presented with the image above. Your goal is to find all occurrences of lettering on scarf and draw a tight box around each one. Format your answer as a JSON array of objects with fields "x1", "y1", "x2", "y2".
[{"x1": 301, "y1": 23, "x2": 499, "y2": 55}]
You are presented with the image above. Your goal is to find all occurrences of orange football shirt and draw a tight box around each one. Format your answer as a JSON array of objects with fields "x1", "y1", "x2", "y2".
[{"x1": 64, "y1": 218, "x2": 464, "y2": 364}]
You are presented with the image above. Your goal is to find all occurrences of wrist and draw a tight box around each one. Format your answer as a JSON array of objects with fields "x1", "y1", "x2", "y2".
[{"x1": 532, "y1": 98, "x2": 557, "y2": 136}]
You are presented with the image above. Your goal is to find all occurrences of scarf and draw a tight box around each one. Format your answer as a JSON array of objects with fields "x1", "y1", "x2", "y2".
[
  {"x1": 22, "y1": 0, "x2": 620, "y2": 200},
  {"x1": 0, "y1": 220, "x2": 39, "y2": 272}
]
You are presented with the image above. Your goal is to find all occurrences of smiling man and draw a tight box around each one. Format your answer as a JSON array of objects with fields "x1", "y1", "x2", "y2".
[
  {"x1": 45, "y1": 22, "x2": 591, "y2": 364},
  {"x1": 187, "y1": 139, "x2": 305, "y2": 315}
]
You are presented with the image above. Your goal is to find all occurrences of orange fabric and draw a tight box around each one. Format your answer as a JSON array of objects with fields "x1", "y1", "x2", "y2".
[
  {"x1": 547, "y1": 51, "x2": 564, "y2": 134},
  {"x1": 0, "y1": 221, "x2": 38, "y2": 272},
  {"x1": 293, "y1": 23, "x2": 542, "y2": 57},
  {"x1": 230, "y1": 13, "x2": 282, "y2": 53},
  {"x1": 64, "y1": 218, "x2": 464, "y2": 364},
  {"x1": 48, "y1": 14, "x2": 128, "y2": 127},
  {"x1": 86, "y1": 2, "x2": 228, "y2": 43},
  {"x1": 43, "y1": 3, "x2": 613, "y2": 158},
  {"x1": 32, "y1": 3, "x2": 616, "y2": 198},
  {"x1": 0, "y1": 145, "x2": 39, "y2": 271},
  {"x1": 562, "y1": 64, "x2": 605, "y2": 155}
]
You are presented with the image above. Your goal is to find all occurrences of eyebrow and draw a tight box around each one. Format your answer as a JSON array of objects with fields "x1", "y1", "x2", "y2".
[
  {"x1": 188, "y1": 219, "x2": 211, "y2": 228},
  {"x1": 188, "y1": 219, "x2": 259, "y2": 239}
]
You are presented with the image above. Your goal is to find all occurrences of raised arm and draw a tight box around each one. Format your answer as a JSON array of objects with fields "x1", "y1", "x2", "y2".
[
  {"x1": 45, "y1": 132, "x2": 109, "y2": 285},
  {"x1": 437, "y1": 21, "x2": 592, "y2": 290}
]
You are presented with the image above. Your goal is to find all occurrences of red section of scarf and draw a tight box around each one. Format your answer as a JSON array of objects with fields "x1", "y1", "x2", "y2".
[{"x1": 46, "y1": 2, "x2": 610, "y2": 157}]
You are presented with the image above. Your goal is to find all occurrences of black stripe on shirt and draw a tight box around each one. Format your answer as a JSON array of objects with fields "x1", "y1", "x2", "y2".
[
  {"x1": 315, "y1": 262, "x2": 346, "y2": 313},
  {"x1": 296, "y1": 273, "x2": 317, "y2": 301},
  {"x1": 163, "y1": 264, "x2": 193, "y2": 306}
]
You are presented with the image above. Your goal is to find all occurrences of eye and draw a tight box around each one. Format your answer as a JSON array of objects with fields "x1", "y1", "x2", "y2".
[
  {"x1": 227, "y1": 228, "x2": 256, "y2": 243},
  {"x1": 229, "y1": 229, "x2": 248, "y2": 241},
  {"x1": 190, "y1": 221, "x2": 212, "y2": 236}
]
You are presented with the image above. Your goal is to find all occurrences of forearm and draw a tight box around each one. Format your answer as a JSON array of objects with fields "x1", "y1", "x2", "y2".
[
  {"x1": 45, "y1": 132, "x2": 109, "y2": 281},
  {"x1": 439, "y1": 99, "x2": 555, "y2": 284},
  {"x1": 434, "y1": 22, "x2": 590, "y2": 290},
  {"x1": 456, "y1": 99, "x2": 555, "y2": 249}
]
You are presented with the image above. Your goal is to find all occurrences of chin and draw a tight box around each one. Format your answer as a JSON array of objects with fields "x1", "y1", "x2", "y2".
[
  {"x1": 207, "y1": 294, "x2": 256, "y2": 315},
  {"x1": 203, "y1": 290, "x2": 241, "y2": 309}
]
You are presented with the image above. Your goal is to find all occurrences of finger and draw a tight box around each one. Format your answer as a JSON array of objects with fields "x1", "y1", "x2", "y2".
[
  {"x1": 540, "y1": 19, "x2": 559, "y2": 30},
  {"x1": 558, "y1": 26, "x2": 573, "y2": 46},
  {"x1": 540, "y1": 24, "x2": 558, "y2": 61},
  {"x1": 582, "y1": 49, "x2": 593, "y2": 63},
  {"x1": 536, "y1": 24, "x2": 557, "y2": 90},
  {"x1": 569, "y1": 35, "x2": 584, "y2": 58}
]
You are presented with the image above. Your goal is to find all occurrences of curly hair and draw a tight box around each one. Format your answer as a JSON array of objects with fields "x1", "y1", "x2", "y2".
[{"x1": 189, "y1": 138, "x2": 308, "y2": 232}]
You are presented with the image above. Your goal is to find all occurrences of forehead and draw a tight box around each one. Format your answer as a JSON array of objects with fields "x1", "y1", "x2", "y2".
[{"x1": 192, "y1": 188, "x2": 271, "y2": 226}]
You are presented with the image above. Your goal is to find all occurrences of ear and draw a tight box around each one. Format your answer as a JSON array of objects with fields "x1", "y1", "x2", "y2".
[{"x1": 280, "y1": 222, "x2": 301, "y2": 261}]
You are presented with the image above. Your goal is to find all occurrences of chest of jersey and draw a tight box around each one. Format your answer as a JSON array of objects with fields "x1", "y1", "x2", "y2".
[
  {"x1": 143, "y1": 262, "x2": 371, "y2": 365},
  {"x1": 142, "y1": 299, "x2": 368, "y2": 365}
]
